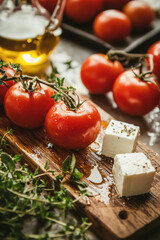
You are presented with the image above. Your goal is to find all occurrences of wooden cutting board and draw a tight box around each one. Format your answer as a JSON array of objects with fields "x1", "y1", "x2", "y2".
[{"x1": 0, "y1": 101, "x2": 160, "y2": 240}]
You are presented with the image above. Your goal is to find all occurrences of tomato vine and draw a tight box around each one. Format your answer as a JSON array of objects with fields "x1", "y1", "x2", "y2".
[
  {"x1": 0, "y1": 60, "x2": 84, "y2": 111},
  {"x1": 107, "y1": 49, "x2": 159, "y2": 87}
]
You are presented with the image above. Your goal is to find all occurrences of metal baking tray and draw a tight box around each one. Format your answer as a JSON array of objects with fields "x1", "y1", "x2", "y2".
[{"x1": 62, "y1": 17, "x2": 160, "y2": 53}]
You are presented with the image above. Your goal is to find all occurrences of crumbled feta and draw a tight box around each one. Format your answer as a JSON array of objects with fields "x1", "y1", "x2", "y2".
[
  {"x1": 112, "y1": 152, "x2": 155, "y2": 197},
  {"x1": 102, "y1": 120, "x2": 140, "y2": 158}
]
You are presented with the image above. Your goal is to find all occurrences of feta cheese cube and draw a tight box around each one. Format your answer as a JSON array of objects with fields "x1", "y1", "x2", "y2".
[
  {"x1": 112, "y1": 152, "x2": 155, "y2": 197},
  {"x1": 102, "y1": 120, "x2": 140, "y2": 158}
]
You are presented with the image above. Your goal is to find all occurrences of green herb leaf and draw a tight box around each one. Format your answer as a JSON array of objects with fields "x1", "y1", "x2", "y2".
[
  {"x1": 72, "y1": 180, "x2": 88, "y2": 187},
  {"x1": 14, "y1": 154, "x2": 22, "y2": 162},
  {"x1": 34, "y1": 166, "x2": 40, "y2": 175},
  {"x1": 71, "y1": 168, "x2": 83, "y2": 180},
  {"x1": 1, "y1": 152, "x2": 15, "y2": 172},
  {"x1": 44, "y1": 160, "x2": 49, "y2": 170},
  {"x1": 78, "y1": 185, "x2": 93, "y2": 197},
  {"x1": 62, "y1": 155, "x2": 72, "y2": 172},
  {"x1": 7, "y1": 128, "x2": 14, "y2": 135},
  {"x1": 70, "y1": 154, "x2": 76, "y2": 174}
]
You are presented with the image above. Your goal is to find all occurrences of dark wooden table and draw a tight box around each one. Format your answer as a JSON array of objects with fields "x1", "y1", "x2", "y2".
[{"x1": 51, "y1": 36, "x2": 160, "y2": 240}]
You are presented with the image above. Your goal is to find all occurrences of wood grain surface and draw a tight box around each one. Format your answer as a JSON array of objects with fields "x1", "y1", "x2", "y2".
[{"x1": 0, "y1": 101, "x2": 160, "y2": 240}]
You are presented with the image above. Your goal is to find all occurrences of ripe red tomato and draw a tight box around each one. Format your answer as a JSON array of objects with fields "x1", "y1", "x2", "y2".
[
  {"x1": 123, "y1": 1, "x2": 154, "y2": 32},
  {"x1": 38, "y1": 0, "x2": 58, "y2": 14},
  {"x1": 65, "y1": 0, "x2": 103, "y2": 24},
  {"x1": 0, "y1": 66, "x2": 15, "y2": 105},
  {"x1": 147, "y1": 41, "x2": 160, "y2": 79},
  {"x1": 93, "y1": 10, "x2": 131, "y2": 42},
  {"x1": 45, "y1": 101, "x2": 101, "y2": 150},
  {"x1": 103, "y1": 0, "x2": 131, "y2": 10},
  {"x1": 4, "y1": 82, "x2": 55, "y2": 129},
  {"x1": 113, "y1": 70, "x2": 160, "y2": 116},
  {"x1": 81, "y1": 54, "x2": 123, "y2": 94}
]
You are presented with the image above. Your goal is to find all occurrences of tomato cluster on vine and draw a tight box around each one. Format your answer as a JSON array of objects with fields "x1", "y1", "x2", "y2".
[
  {"x1": 0, "y1": 62, "x2": 101, "y2": 150},
  {"x1": 80, "y1": 43, "x2": 160, "y2": 117}
]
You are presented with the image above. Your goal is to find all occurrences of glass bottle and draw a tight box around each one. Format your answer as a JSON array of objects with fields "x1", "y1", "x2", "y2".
[{"x1": 0, "y1": 0, "x2": 65, "y2": 74}]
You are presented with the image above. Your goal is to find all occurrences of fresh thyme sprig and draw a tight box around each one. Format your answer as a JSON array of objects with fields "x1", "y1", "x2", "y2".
[
  {"x1": 0, "y1": 131, "x2": 91, "y2": 240},
  {"x1": 0, "y1": 60, "x2": 84, "y2": 111}
]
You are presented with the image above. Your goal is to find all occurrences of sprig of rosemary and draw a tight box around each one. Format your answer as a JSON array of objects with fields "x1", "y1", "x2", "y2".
[
  {"x1": 0, "y1": 60, "x2": 84, "y2": 111},
  {"x1": 0, "y1": 131, "x2": 91, "y2": 240}
]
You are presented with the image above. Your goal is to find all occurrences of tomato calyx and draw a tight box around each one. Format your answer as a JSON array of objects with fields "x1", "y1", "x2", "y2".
[
  {"x1": 107, "y1": 50, "x2": 160, "y2": 89},
  {"x1": 0, "y1": 60, "x2": 84, "y2": 111}
]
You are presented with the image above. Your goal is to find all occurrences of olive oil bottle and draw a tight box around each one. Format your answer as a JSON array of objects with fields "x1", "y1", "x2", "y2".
[{"x1": 0, "y1": 0, "x2": 63, "y2": 74}]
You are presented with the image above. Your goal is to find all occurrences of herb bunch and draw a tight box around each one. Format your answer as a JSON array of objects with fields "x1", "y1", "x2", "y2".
[{"x1": 0, "y1": 131, "x2": 91, "y2": 240}]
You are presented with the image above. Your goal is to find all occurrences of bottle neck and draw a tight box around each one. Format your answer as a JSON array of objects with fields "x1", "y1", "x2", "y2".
[
  {"x1": 12, "y1": 0, "x2": 50, "y2": 19},
  {"x1": 14, "y1": 0, "x2": 32, "y2": 7},
  {"x1": 47, "y1": 0, "x2": 66, "y2": 30}
]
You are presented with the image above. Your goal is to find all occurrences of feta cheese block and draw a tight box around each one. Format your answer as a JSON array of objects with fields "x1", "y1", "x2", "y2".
[
  {"x1": 112, "y1": 152, "x2": 155, "y2": 197},
  {"x1": 102, "y1": 120, "x2": 140, "y2": 158}
]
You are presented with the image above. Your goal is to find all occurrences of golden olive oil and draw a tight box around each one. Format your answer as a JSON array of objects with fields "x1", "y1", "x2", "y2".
[{"x1": 0, "y1": 11, "x2": 61, "y2": 74}]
